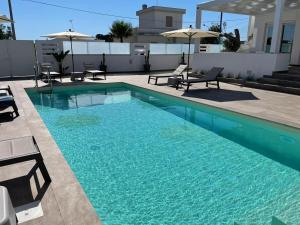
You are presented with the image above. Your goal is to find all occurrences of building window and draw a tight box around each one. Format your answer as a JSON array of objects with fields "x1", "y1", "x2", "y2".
[
  {"x1": 265, "y1": 24, "x2": 273, "y2": 53},
  {"x1": 166, "y1": 16, "x2": 173, "y2": 27},
  {"x1": 280, "y1": 23, "x2": 295, "y2": 53}
]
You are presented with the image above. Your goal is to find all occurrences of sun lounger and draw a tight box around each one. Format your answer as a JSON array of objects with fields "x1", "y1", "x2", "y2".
[
  {"x1": 39, "y1": 63, "x2": 62, "y2": 82},
  {"x1": 177, "y1": 67, "x2": 224, "y2": 92},
  {"x1": 0, "y1": 136, "x2": 51, "y2": 182},
  {"x1": 148, "y1": 64, "x2": 187, "y2": 85},
  {"x1": 0, "y1": 86, "x2": 19, "y2": 117},
  {"x1": 83, "y1": 63, "x2": 106, "y2": 80}
]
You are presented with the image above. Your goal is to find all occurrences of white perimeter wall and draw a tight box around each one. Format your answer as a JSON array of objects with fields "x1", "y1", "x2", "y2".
[
  {"x1": 0, "y1": 40, "x2": 36, "y2": 78},
  {"x1": 0, "y1": 40, "x2": 221, "y2": 78},
  {"x1": 35, "y1": 40, "x2": 194, "y2": 73},
  {"x1": 192, "y1": 53, "x2": 290, "y2": 78}
]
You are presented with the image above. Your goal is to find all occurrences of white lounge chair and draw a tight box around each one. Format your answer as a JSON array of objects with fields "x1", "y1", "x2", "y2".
[{"x1": 148, "y1": 64, "x2": 187, "y2": 85}]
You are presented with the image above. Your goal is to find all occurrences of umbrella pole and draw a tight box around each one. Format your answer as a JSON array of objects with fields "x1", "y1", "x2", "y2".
[
  {"x1": 33, "y1": 43, "x2": 38, "y2": 88},
  {"x1": 187, "y1": 35, "x2": 191, "y2": 80},
  {"x1": 70, "y1": 37, "x2": 75, "y2": 73}
]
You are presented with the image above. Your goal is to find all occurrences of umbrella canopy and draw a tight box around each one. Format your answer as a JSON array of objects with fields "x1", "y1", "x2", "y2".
[
  {"x1": 161, "y1": 28, "x2": 219, "y2": 39},
  {"x1": 42, "y1": 30, "x2": 92, "y2": 40},
  {"x1": 42, "y1": 30, "x2": 92, "y2": 73},
  {"x1": 161, "y1": 26, "x2": 220, "y2": 79},
  {"x1": 0, "y1": 15, "x2": 13, "y2": 23}
]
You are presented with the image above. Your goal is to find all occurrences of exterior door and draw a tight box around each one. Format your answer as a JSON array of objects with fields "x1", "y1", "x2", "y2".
[{"x1": 280, "y1": 22, "x2": 296, "y2": 53}]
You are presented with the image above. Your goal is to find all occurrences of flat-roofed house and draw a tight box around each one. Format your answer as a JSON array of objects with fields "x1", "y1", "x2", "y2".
[
  {"x1": 128, "y1": 5, "x2": 187, "y2": 43},
  {"x1": 194, "y1": 0, "x2": 300, "y2": 79}
]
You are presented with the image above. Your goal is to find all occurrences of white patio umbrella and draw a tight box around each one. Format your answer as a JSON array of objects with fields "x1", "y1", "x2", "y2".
[
  {"x1": 161, "y1": 25, "x2": 219, "y2": 78},
  {"x1": 0, "y1": 15, "x2": 12, "y2": 23},
  {"x1": 42, "y1": 29, "x2": 92, "y2": 73}
]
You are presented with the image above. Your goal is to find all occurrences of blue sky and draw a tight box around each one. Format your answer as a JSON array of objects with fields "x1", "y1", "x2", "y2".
[{"x1": 0, "y1": 0, "x2": 249, "y2": 40}]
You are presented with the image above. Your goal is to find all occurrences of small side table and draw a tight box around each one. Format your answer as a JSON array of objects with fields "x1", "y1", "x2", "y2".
[
  {"x1": 70, "y1": 72, "x2": 85, "y2": 81},
  {"x1": 168, "y1": 77, "x2": 181, "y2": 87}
]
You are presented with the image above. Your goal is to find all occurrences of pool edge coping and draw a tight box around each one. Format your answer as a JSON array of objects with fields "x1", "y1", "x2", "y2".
[{"x1": 12, "y1": 81, "x2": 103, "y2": 225}]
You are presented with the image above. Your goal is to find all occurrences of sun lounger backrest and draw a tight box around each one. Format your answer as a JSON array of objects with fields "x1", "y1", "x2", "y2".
[
  {"x1": 173, "y1": 64, "x2": 187, "y2": 76},
  {"x1": 205, "y1": 67, "x2": 224, "y2": 80},
  {"x1": 40, "y1": 63, "x2": 54, "y2": 73},
  {"x1": 83, "y1": 63, "x2": 95, "y2": 70}
]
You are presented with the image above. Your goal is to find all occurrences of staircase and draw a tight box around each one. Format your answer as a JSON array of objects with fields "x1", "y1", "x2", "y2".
[{"x1": 252, "y1": 65, "x2": 300, "y2": 95}]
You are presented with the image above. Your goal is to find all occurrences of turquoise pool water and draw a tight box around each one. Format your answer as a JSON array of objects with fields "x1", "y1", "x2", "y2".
[{"x1": 27, "y1": 83, "x2": 300, "y2": 225}]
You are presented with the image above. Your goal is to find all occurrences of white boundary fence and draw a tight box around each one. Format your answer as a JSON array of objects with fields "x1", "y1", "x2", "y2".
[
  {"x1": 0, "y1": 40, "x2": 36, "y2": 78},
  {"x1": 35, "y1": 40, "x2": 193, "y2": 74},
  {"x1": 0, "y1": 40, "x2": 219, "y2": 78}
]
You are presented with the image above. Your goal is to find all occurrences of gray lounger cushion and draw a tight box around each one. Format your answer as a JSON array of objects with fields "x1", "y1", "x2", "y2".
[
  {"x1": 0, "y1": 96, "x2": 14, "y2": 102},
  {"x1": 0, "y1": 90, "x2": 9, "y2": 97},
  {"x1": 184, "y1": 67, "x2": 224, "y2": 83},
  {"x1": 151, "y1": 64, "x2": 187, "y2": 77},
  {"x1": 0, "y1": 137, "x2": 51, "y2": 182},
  {"x1": 0, "y1": 137, "x2": 39, "y2": 160}
]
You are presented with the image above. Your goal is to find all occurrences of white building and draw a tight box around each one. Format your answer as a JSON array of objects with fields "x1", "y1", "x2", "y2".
[
  {"x1": 193, "y1": 0, "x2": 300, "y2": 78},
  {"x1": 128, "y1": 5, "x2": 187, "y2": 43}
]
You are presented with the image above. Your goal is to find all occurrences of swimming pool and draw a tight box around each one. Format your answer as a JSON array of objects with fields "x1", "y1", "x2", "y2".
[{"x1": 27, "y1": 83, "x2": 300, "y2": 225}]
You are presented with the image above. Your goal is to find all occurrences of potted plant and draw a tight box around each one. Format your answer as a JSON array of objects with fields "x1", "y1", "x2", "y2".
[
  {"x1": 100, "y1": 53, "x2": 107, "y2": 73},
  {"x1": 51, "y1": 50, "x2": 70, "y2": 75},
  {"x1": 144, "y1": 50, "x2": 151, "y2": 73}
]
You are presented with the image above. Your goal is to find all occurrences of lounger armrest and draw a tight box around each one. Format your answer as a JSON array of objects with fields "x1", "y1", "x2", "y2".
[{"x1": 188, "y1": 73, "x2": 205, "y2": 78}]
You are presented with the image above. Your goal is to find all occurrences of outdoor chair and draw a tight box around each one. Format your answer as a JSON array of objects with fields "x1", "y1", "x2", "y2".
[
  {"x1": 39, "y1": 63, "x2": 62, "y2": 82},
  {"x1": 148, "y1": 64, "x2": 187, "y2": 85},
  {"x1": 176, "y1": 67, "x2": 224, "y2": 92},
  {"x1": 83, "y1": 63, "x2": 106, "y2": 80},
  {"x1": 0, "y1": 85, "x2": 19, "y2": 117},
  {"x1": 0, "y1": 136, "x2": 51, "y2": 183}
]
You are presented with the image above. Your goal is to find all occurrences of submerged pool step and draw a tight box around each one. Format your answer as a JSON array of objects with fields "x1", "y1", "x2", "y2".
[
  {"x1": 271, "y1": 216, "x2": 287, "y2": 225},
  {"x1": 234, "y1": 216, "x2": 287, "y2": 225}
]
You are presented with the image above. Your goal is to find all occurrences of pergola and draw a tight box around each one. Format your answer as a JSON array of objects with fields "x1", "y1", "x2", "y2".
[
  {"x1": 196, "y1": 0, "x2": 300, "y2": 15},
  {"x1": 196, "y1": 0, "x2": 300, "y2": 53},
  {"x1": 0, "y1": 15, "x2": 12, "y2": 23}
]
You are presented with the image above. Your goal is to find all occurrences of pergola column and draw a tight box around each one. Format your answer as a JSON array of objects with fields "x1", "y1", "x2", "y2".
[
  {"x1": 270, "y1": 0, "x2": 285, "y2": 53},
  {"x1": 290, "y1": 11, "x2": 300, "y2": 64},
  {"x1": 194, "y1": 6, "x2": 202, "y2": 53}
]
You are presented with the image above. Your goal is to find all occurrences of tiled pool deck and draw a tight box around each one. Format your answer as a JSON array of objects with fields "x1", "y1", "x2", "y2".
[{"x1": 0, "y1": 74, "x2": 300, "y2": 225}]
